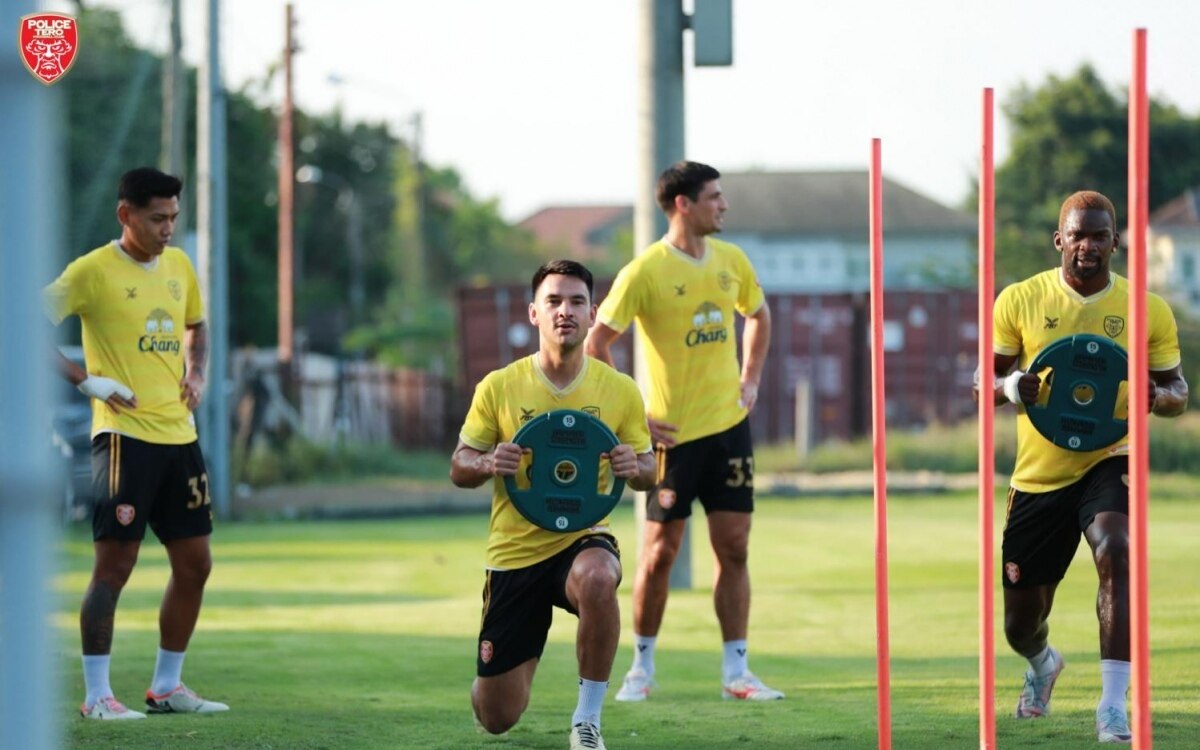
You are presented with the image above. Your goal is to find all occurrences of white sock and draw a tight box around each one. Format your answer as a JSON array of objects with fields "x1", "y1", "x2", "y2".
[
  {"x1": 150, "y1": 648, "x2": 187, "y2": 696},
  {"x1": 82, "y1": 654, "x2": 113, "y2": 706},
  {"x1": 1027, "y1": 646, "x2": 1057, "y2": 679},
  {"x1": 722, "y1": 639, "x2": 749, "y2": 683},
  {"x1": 1098, "y1": 660, "x2": 1131, "y2": 715},
  {"x1": 571, "y1": 678, "x2": 608, "y2": 729},
  {"x1": 631, "y1": 634, "x2": 656, "y2": 676}
]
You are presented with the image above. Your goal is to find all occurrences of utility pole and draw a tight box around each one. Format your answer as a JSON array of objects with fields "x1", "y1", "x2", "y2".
[
  {"x1": 160, "y1": 0, "x2": 185, "y2": 179},
  {"x1": 277, "y1": 3, "x2": 296, "y2": 366},
  {"x1": 197, "y1": 0, "x2": 231, "y2": 519},
  {"x1": 404, "y1": 111, "x2": 426, "y2": 304},
  {"x1": 0, "y1": 2, "x2": 61, "y2": 746},
  {"x1": 636, "y1": 0, "x2": 733, "y2": 589}
]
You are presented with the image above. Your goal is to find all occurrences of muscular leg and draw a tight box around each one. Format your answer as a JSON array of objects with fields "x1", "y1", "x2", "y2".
[
  {"x1": 707, "y1": 511, "x2": 751, "y2": 641},
  {"x1": 1084, "y1": 511, "x2": 1130, "y2": 661},
  {"x1": 565, "y1": 547, "x2": 622, "y2": 681},
  {"x1": 81, "y1": 539, "x2": 141, "y2": 655},
  {"x1": 1003, "y1": 583, "x2": 1059, "y2": 659},
  {"x1": 630, "y1": 519, "x2": 687, "y2": 637},
  {"x1": 159, "y1": 535, "x2": 213, "y2": 652},
  {"x1": 472, "y1": 658, "x2": 538, "y2": 735}
]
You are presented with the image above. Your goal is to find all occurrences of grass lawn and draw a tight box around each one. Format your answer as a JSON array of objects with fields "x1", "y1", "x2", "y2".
[{"x1": 56, "y1": 482, "x2": 1200, "y2": 748}]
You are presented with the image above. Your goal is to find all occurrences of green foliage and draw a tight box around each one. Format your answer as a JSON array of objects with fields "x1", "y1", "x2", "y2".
[
  {"x1": 971, "y1": 65, "x2": 1200, "y2": 286},
  {"x1": 233, "y1": 438, "x2": 450, "y2": 488},
  {"x1": 757, "y1": 411, "x2": 1200, "y2": 474}
]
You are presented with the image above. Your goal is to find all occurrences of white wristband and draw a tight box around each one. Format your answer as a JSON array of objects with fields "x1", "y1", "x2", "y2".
[
  {"x1": 78, "y1": 375, "x2": 134, "y2": 402},
  {"x1": 1002, "y1": 370, "x2": 1025, "y2": 404}
]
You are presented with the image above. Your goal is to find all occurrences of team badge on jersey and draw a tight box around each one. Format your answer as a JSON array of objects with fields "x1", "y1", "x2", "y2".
[
  {"x1": 168, "y1": 279, "x2": 182, "y2": 301},
  {"x1": 1103, "y1": 316, "x2": 1125, "y2": 338},
  {"x1": 19, "y1": 13, "x2": 78, "y2": 85}
]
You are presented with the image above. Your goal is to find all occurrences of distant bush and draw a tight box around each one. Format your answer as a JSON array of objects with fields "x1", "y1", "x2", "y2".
[
  {"x1": 233, "y1": 439, "x2": 451, "y2": 488},
  {"x1": 757, "y1": 411, "x2": 1200, "y2": 475}
]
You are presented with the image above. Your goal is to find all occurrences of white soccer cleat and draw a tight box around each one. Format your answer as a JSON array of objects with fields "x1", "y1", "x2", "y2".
[
  {"x1": 614, "y1": 668, "x2": 655, "y2": 702},
  {"x1": 722, "y1": 672, "x2": 785, "y2": 701},
  {"x1": 1015, "y1": 648, "x2": 1064, "y2": 718},
  {"x1": 80, "y1": 696, "x2": 146, "y2": 720},
  {"x1": 569, "y1": 722, "x2": 607, "y2": 750},
  {"x1": 145, "y1": 683, "x2": 229, "y2": 714},
  {"x1": 1097, "y1": 706, "x2": 1133, "y2": 743}
]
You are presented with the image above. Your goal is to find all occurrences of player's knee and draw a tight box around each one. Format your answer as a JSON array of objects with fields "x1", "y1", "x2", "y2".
[
  {"x1": 478, "y1": 711, "x2": 520, "y2": 735},
  {"x1": 642, "y1": 543, "x2": 678, "y2": 576},
  {"x1": 472, "y1": 691, "x2": 523, "y2": 734},
  {"x1": 573, "y1": 565, "x2": 620, "y2": 607},
  {"x1": 1003, "y1": 612, "x2": 1039, "y2": 648},
  {"x1": 1092, "y1": 534, "x2": 1129, "y2": 576}
]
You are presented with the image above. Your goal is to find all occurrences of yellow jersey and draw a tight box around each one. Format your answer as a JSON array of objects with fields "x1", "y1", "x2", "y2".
[
  {"x1": 994, "y1": 269, "x2": 1181, "y2": 492},
  {"x1": 460, "y1": 354, "x2": 652, "y2": 570},
  {"x1": 44, "y1": 242, "x2": 205, "y2": 444},
  {"x1": 597, "y1": 237, "x2": 765, "y2": 445}
]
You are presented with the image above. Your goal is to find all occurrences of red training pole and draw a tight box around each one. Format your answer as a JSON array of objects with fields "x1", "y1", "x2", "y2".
[
  {"x1": 1127, "y1": 27, "x2": 1152, "y2": 750},
  {"x1": 978, "y1": 87, "x2": 996, "y2": 750},
  {"x1": 869, "y1": 138, "x2": 892, "y2": 750}
]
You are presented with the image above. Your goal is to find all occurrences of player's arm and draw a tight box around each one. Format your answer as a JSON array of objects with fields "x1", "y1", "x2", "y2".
[
  {"x1": 450, "y1": 440, "x2": 524, "y2": 488},
  {"x1": 584, "y1": 323, "x2": 622, "y2": 368},
  {"x1": 974, "y1": 352, "x2": 1040, "y2": 407},
  {"x1": 181, "y1": 321, "x2": 208, "y2": 411},
  {"x1": 1150, "y1": 365, "x2": 1188, "y2": 417},
  {"x1": 739, "y1": 304, "x2": 771, "y2": 411},
  {"x1": 57, "y1": 350, "x2": 138, "y2": 412}
]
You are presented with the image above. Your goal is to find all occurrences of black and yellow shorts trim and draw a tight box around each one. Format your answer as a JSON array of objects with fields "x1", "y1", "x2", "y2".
[
  {"x1": 646, "y1": 417, "x2": 755, "y2": 522},
  {"x1": 476, "y1": 534, "x2": 619, "y2": 677},
  {"x1": 1001, "y1": 456, "x2": 1128, "y2": 589},
  {"x1": 90, "y1": 433, "x2": 213, "y2": 543}
]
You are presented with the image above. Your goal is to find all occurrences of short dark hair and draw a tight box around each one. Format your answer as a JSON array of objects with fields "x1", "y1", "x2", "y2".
[
  {"x1": 118, "y1": 167, "x2": 183, "y2": 207},
  {"x1": 1059, "y1": 190, "x2": 1116, "y2": 231},
  {"x1": 656, "y1": 160, "x2": 721, "y2": 213},
  {"x1": 531, "y1": 259, "x2": 594, "y2": 300}
]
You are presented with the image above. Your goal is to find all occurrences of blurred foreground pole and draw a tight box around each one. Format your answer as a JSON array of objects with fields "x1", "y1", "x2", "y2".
[
  {"x1": 197, "y1": 0, "x2": 231, "y2": 518},
  {"x1": 636, "y1": 0, "x2": 688, "y2": 588},
  {"x1": 0, "y1": 1, "x2": 62, "y2": 747}
]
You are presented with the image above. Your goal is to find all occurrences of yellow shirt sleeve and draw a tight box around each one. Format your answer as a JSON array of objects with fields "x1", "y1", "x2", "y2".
[
  {"x1": 596, "y1": 262, "x2": 645, "y2": 334},
  {"x1": 42, "y1": 256, "x2": 93, "y2": 325},
  {"x1": 183, "y1": 254, "x2": 206, "y2": 325},
  {"x1": 615, "y1": 376, "x2": 652, "y2": 454},
  {"x1": 460, "y1": 373, "x2": 500, "y2": 452},
  {"x1": 993, "y1": 283, "x2": 1022, "y2": 356},
  {"x1": 735, "y1": 247, "x2": 766, "y2": 316},
  {"x1": 1147, "y1": 294, "x2": 1182, "y2": 371}
]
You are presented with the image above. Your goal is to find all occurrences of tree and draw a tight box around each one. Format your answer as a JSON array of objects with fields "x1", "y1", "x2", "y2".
[{"x1": 984, "y1": 65, "x2": 1200, "y2": 284}]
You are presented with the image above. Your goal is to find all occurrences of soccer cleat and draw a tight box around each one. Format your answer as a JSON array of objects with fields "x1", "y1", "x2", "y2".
[
  {"x1": 1014, "y1": 648, "x2": 1064, "y2": 718},
  {"x1": 722, "y1": 672, "x2": 785, "y2": 701},
  {"x1": 614, "y1": 668, "x2": 655, "y2": 702},
  {"x1": 569, "y1": 722, "x2": 607, "y2": 750},
  {"x1": 145, "y1": 683, "x2": 229, "y2": 714},
  {"x1": 1097, "y1": 706, "x2": 1133, "y2": 743},
  {"x1": 80, "y1": 696, "x2": 146, "y2": 720}
]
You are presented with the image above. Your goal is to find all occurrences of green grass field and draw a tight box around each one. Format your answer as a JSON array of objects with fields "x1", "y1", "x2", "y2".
[{"x1": 57, "y1": 484, "x2": 1200, "y2": 749}]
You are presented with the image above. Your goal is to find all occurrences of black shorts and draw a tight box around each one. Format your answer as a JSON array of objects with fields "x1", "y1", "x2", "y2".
[
  {"x1": 476, "y1": 534, "x2": 620, "y2": 677},
  {"x1": 646, "y1": 417, "x2": 755, "y2": 522},
  {"x1": 1001, "y1": 456, "x2": 1128, "y2": 589},
  {"x1": 91, "y1": 433, "x2": 214, "y2": 544}
]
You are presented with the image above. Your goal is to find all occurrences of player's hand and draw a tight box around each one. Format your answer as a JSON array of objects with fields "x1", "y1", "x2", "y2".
[
  {"x1": 1015, "y1": 372, "x2": 1041, "y2": 404},
  {"x1": 647, "y1": 416, "x2": 678, "y2": 449},
  {"x1": 1148, "y1": 380, "x2": 1158, "y2": 413},
  {"x1": 180, "y1": 370, "x2": 206, "y2": 412},
  {"x1": 603, "y1": 444, "x2": 639, "y2": 479},
  {"x1": 739, "y1": 380, "x2": 759, "y2": 412},
  {"x1": 78, "y1": 375, "x2": 137, "y2": 413},
  {"x1": 491, "y1": 442, "x2": 525, "y2": 476}
]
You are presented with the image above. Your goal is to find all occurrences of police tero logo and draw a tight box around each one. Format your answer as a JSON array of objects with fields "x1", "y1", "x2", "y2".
[
  {"x1": 19, "y1": 13, "x2": 78, "y2": 85},
  {"x1": 685, "y1": 302, "x2": 727, "y2": 348},
  {"x1": 140, "y1": 308, "x2": 181, "y2": 354}
]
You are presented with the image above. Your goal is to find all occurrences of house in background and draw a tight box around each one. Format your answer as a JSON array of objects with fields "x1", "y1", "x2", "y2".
[
  {"x1": 718, "y1": 171, "x2": 976, "y2": 292},
  {"x1": 1148, "y1": 187, "x2": 1200, "y2": 314},
  {"x1": 518, "y1": 171, "x2": 976, "y2": 293}
]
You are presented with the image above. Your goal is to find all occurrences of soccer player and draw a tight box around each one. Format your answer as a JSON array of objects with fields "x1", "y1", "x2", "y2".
[
  {"x1": 585, "y1": 161, "x2": 781, "y2": 702},
  {"x1": 980, "y1": 191, "x2": 1187, "y2": 743},
  {"x1": 451, "y1": 260, "x2": 655, "y2": 750},
  {"x1": 45, "y1": 167, "x2": 229, "y2": 720}
]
